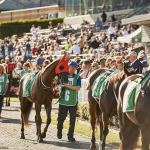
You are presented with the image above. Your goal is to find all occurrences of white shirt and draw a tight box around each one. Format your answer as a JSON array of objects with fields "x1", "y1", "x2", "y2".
[
  {"x1": 122, "y1": 30, "x2": 128, "y2": 36},
  {"x1": 107, "y1": 27, "x2": 116, "y2": 35},
  {"x1": 69, "y1": 44, "x2": 81, "y2": 55}
]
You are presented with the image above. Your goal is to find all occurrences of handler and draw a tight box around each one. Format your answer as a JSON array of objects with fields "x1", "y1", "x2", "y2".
[{"x1": 57, "y1": 60, "x2": 81, "y2": 142}]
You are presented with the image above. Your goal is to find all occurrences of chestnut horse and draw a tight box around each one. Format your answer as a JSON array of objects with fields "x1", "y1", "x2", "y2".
[
  {"x1": 87, "y1": 68, "x2": 126, "y2": 150},
  {"x1": 19, "y1": 58, "x2": 69, "y2": 143},
  {"x1": 118, "y1": 73, "x2": 150, "y2": 150}
]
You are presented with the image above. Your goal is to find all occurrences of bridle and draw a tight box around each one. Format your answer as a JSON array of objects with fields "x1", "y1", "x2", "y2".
[{"x1": 40, "y1": 73, "x2": 51, "y2": 89}]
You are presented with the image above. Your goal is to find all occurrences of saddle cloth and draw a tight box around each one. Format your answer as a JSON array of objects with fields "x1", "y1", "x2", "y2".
[
  {"x1": 123, "y1": 74, "x2": 150, "y2": 113},
  {"x1": 92, "y1": 70, "x2": 114, "y2": 100},
  {"x1": 22, "y1": 72, "x2": 38, "y2": 97}
]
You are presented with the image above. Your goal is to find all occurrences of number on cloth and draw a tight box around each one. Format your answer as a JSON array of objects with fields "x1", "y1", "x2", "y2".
[{"x1": 65, "y1": 90, "x2": 70, "y2": 101}]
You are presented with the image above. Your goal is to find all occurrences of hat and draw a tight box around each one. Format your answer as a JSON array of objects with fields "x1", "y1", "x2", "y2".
[{"x1": 69, "y1": 60, "x2": 78, "y2": 67}]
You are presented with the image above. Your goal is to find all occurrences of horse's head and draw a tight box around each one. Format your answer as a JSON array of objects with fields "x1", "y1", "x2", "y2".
[
  {"x1": 55, "y1": 54, "x2": 70, "y2": 85},
  {"x1": 57, "y1": 72, "x2": 69, "y2": 85}
]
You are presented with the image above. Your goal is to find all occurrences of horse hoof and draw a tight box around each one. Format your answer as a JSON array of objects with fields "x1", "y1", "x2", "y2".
[
  {"x1": 41, "y1": 132, "x2": 46, "y2": 138},
  {"x1": 90, "y1": 144, "x2": 96, "y2": 150},
  {"x1": 38, "y1": 138, "x2": 43, "y2": 143},
  {"x1": 20, "y1": 135, "x2": 25, "y2": 139},
  {"x1": 98, "y1": 141, "x2": 103, "y2": 150}
]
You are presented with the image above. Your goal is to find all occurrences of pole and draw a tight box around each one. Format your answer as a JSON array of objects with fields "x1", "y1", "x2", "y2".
[
  {"x1": 83, "y1": 0, "x2": 87, "y2": 15},
  {"x1": 40, "y1": 0, "x2": 42, "y2": 7},
  {"x1": 65, "y1": 0, "x2": 67, "y2": 17},
  {"x1": 79, "y1": 0, "x2": 82, "y2": 15},
  {"x1": 72, "y1": 0, "x2": 74, "y2": 16}
]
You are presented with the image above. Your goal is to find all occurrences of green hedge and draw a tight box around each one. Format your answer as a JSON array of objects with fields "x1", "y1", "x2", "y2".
[
  {"x1": 77, "y1": 102, "x2": 119, "y2": 127},
  {"x1": 77, "y1": 102, "x2": 90, "y2": 120},
  {"x1": 0, "y1": 18, "x2": 64, "y2": 39}
]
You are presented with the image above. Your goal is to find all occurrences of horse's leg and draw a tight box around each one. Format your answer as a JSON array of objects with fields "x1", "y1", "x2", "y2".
[
  {"x1": 20, "y1": 113, "x2": 25, "y2": 139},
  {"x1": 5, "y1": 97, "x2": 7, "y2": 106},
  {"x1": 118, "y1": 101, "x2": 123, "y2": 141},
  {"x1": 99, "y1": 115, "x2": 103, "y2": 146},
  {"x1": 35, "y1": 103, "x2": 43, "y2": 143},
  {"x1": 141, "y1": 126, "x2": 150, "y2": 150},
  {"x1": 8, "y1": 96, "x2": 10, "y2": 106},
  {"x1": 89, "y1": 100, "x2": 97, "y2": 150},
  {"x1": 41, "y1": 102, "x2": 52, "y2": 138},
  {"x1": 120, "y1": 113, "x2": 140, "y2": 150},
  {"x1": 100, "y1": 113, "x2": 109, "y2": 150}
]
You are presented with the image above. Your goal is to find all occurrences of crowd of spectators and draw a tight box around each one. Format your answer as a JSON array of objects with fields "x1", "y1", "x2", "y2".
[{"x1": 0, "y1": 17, "x2": 148, "y2": 93}]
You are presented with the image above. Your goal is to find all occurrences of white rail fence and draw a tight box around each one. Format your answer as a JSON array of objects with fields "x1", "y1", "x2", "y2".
[{"x1": 78, "y1": 79, "x2": 89, "y2": 102}]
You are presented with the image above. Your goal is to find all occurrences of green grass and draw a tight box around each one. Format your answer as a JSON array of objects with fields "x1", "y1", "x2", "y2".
[{"x1": 4, "y1": 97, "x2": 19, "y2": 102}]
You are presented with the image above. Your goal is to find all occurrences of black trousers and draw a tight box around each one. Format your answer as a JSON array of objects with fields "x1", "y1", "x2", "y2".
[
  {"x1": 57, "y1": 104, "x2": 77, "y2": 138},
  {"x1": 0, "y1": 95, "x2": 4, "y2": 114}
]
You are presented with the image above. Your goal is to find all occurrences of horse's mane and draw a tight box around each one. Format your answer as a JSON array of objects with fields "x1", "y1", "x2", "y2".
[
  {"x1": 109, "y1": 71, "x2": 126, "y2": 85},
  {"x1": 42, "y1": 59, "x2": 59, "y2": 74}
]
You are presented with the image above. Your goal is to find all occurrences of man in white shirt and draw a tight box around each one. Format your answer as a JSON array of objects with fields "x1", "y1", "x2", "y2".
[
  {"x1": 107, "y1": 24, "x2": 116, "y2": 37},
  {"x1": 69, "y1": 42, "x2": 81, "y2": 55},
  {"x1": 78, "y1": 60, "x2": 91, "y2": 79}
]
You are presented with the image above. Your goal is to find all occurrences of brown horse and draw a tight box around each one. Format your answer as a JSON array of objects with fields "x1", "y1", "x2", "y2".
[
  {"x1": 19, "y1": 58, "x2": 69, "y2": 143},
  {"x1": 5, "y1": 80, "x2": 11, "y2": 106},
  {"x1": 118, "y1": 73, "x2": 150, "y2": 150},
  {"x1": 87, "y1": 68, "x2": 127, "y2": 150}
]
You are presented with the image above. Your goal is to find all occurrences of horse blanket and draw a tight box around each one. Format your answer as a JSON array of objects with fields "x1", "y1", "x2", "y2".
[
  {"x1": 123, "y1": 74, "x2": 150, "y2": 113},
  {"x1": 22, "y1": 72, "x2": 38, "y2": 97},
  {"x1": 92, "y1": 70, "x2": 114, "y2": 100}
]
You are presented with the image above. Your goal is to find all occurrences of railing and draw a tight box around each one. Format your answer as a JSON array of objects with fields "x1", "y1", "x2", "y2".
[
  {"x1": 123, "y1": 3, "x2": 150, "y2": 19},
  {"x1": 0, "y1": 5, "x2": 59, "y2": 22}
]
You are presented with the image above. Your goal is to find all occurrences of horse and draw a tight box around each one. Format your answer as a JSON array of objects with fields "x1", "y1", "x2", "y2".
[
  {"x1": 5, "y1": 79, "x2": 11, "y2": 106},
  {"x1": 5, "y1": 77, "x2": 19, "y2": 106},
  {"x1": 19, "y1": 58, "x2": 69, "y2": 143},
  {"x1": 118, "y1": 73, "x2": 150, "y2": 150},
  {"x1": 87, "y1": 68, "x2": 129, "y2": 150}
]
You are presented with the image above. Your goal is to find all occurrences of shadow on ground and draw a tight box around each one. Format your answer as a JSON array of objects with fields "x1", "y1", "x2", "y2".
[
  {"x1": 0, "y1": 117, "x2": 21, "y2": 124},
  {"x1": 42, "y1": 140, "x2": 91, "y2": 149}
]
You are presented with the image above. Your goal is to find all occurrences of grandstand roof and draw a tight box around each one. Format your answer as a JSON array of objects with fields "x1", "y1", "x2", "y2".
[
  {"x1": 0, "y1": 0, "x2": 25, "y2": 10},
  {"x1": 122, "y1": 13, "x2": 150, "y2": 26}
]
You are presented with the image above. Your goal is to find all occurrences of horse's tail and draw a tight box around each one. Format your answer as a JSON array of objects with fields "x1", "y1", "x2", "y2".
[
  {"x1": 19, "y1": 78, "x2": 33, "y2": 127},
  {"x1": 130, "y1": 124, "x2": 140, "y2": 149},
  {"x1": 22, "y1": 99, "x2": 33, "y2": 126},
  {"x1": 95, "y1": 102, "x2": 101, "y2": 125}
]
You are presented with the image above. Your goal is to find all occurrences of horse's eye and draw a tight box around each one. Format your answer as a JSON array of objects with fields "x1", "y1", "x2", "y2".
[{"x1": 59, "y1": 65, "x2": 64, "y2": 70}]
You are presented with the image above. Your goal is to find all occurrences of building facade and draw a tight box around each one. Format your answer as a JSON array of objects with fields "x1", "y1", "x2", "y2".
[{"x1": 60, "y1": 0, "x2": 150, "y2": 17}]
